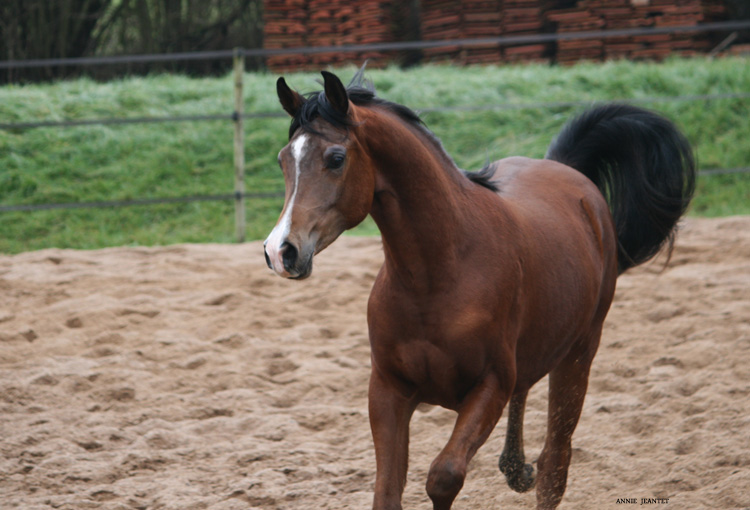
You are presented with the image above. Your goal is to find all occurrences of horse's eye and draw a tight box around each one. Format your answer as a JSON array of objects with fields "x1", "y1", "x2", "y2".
[{"x1": 327, "y1": 152, "x2": 346, "y2": 170}]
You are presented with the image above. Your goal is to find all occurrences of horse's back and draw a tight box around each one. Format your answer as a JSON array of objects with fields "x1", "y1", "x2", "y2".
[{"x1": 488, "y1": 156, "x2": 615, "y2": 264}]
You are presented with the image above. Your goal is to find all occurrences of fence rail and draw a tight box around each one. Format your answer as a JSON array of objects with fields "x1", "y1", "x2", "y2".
[
  {"x1": 3, "y1": 92, "x2": 750, "y2": 131},
  {"x1": 1, "y1": 20, "x2": 749, "y2": 69},
  {"x1": 3, "y1": 165, "x2": 747, "y2": 214},
  {"x1": 2, "y1": 20, "x2": 749, "y2": 241},
  {"x1": 0, "y1": 191, "x2": 285, "y2": 213}
]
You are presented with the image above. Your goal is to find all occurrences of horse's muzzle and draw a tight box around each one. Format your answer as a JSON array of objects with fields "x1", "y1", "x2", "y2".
[{"x1": 264, "y1": 240, "x2": 313, "y2": 279}]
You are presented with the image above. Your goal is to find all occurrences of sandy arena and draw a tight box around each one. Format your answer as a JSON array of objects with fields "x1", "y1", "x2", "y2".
[{"x1": 1, "y1": 216, "x2": 749, "y2": 510}]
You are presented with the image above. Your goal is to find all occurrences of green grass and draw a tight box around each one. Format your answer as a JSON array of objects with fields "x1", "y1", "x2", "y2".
[{"x1": 1, "y1": 57, "x2": 749, "y2": 253}]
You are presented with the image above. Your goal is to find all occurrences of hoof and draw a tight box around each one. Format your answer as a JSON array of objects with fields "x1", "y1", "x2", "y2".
[{"x1": 499, "y1": 458, "x2": 536, "y2": 493}]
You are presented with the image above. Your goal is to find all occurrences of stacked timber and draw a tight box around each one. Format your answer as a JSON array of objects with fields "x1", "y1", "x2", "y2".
[
  {"x1": 502, "y1": 0, "x2": 556, "y2": 63},
  {"x1": 263, "y1": 0, "x2": 731, "y2": 70},
  {"x1": 420, "y1": 0, "x2": 464, "y2": 61},
  {"x1": 420, "y1": 0, "x2": 553, "y2": 64},
  {"x1": 729, "y1": 44, "x2": 750, "y2": 55},
  {"x1": 264, "y1": 0, "x2": 396, "y2": 71},
  {"x1": 460, "y1": 0, "x2": 505, "y2": 64},
  {"x1": 264, "y1": 0, "x2": 310, "y2": 70},
  {"x1": 547, "y1": 0, "x2": 729, "y2": 65}
]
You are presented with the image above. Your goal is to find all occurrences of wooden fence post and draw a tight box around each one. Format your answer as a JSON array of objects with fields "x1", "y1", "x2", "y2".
[{"x1": 233, "y1": 48, "x2": 246, "y2": 243}]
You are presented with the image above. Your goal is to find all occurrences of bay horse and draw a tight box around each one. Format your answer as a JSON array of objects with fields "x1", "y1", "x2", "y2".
[{"x1": 264, "y1": 67, "x2": 695, "y2": 510}]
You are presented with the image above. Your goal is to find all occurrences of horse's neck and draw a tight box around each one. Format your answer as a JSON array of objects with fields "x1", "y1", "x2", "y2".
[{"x1": 363, "y1": 112, "x2": 476, "y2": 291}]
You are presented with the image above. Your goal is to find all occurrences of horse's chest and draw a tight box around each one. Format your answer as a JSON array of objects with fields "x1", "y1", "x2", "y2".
[{"x1": 368, "y1": 296, "x2": 500, "y2": 405}]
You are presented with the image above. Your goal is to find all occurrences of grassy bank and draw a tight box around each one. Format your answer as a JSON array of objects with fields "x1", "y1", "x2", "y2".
[{"x1": 1, "y1": 57, "x2": 749, "y2": 253}]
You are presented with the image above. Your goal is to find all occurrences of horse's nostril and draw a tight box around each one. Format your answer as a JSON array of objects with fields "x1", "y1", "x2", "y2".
[{"x1": 281, "y1": 242, "x2": 298, "y2": 272}]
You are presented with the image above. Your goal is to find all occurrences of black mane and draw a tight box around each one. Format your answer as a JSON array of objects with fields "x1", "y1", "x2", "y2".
[
  {"x1": 287, "y1": 67, "x2": 499, "y2": 193},
  {"x1": 288, "y1": 67, "x2": 423, "y2": 139},
  {"x1": 466, "y1": 163, "x2": 500, "y2": 192}
]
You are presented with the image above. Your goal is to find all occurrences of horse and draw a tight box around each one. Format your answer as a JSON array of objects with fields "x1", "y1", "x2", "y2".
[{"x1": 263, "y1": 67, "x2": 695, "y2": 510}]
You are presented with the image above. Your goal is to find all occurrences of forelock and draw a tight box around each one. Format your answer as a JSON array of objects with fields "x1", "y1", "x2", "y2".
[{"x1": 287, "y1": 74, "x2": 423, "y2": 139}]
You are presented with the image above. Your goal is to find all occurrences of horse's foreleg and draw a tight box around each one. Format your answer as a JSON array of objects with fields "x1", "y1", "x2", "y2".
[
  {"x1": 369, "y1": 369, "x2": 417, "y2": 510},
  {"x1": 499, "y1": 389, "x2": 536, "y2": 492},
  {"x1": 536, "y1": 344, "x2": 596, "y2": 510},
  {"x1": 426, "y1": 375, "x2": 510, "y2": 510}
]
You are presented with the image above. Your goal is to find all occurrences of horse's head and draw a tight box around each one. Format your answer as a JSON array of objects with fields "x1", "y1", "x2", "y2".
[{"x1": 264, "y1": 71, "x2": 376, "y2": 279}]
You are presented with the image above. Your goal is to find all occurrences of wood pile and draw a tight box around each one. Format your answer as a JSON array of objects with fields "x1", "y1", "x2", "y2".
[
  {"x1": 547, "y1": 0, "x2": 729, "y2": 65},
  {"x1": 503, "y1": 0, "x2": 556, "y2": 63},
  {"x1": 264, "y1": 0, "x2": 396, "y2": 71},
  {"x1": 262, "y1": 0, "x2": 732, "y2": 71},
  {"x1": 729, "y1": 43, "x2": 750, "y2": 56},
  {"x1": 420, "y1": 0, "x2": 554, "y2": 64},
  {"x1": 419, "y1": 0, "x2": 464, "y2": 61}
]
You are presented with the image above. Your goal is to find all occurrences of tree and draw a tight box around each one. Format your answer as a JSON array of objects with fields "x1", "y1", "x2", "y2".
[
  {"x1": 0, "y1": 0, "x2": 264, "y2": 83},
  {"x1": 0, "y1": 0, "x2": 112, "y2": 81}
]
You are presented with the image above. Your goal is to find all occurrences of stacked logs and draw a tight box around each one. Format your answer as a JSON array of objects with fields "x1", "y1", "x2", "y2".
[
  {"x1": 264, "y1": 0, "x2": 308, "y2": 70},
  {"x1": 263, "y1": 0, "x2": 732, "y2": 71},
  {"x1": 503, "y1": 0, "x2": 556, "y2": 63},
  {"x1": 420, "y1": 0, "x2": 554, "y2": 64},
  {"x1": 264, "y1": 0, "x2": 396, "y2": 71},
  {"x1": 420, "y1": 0, "x2": 465, "y2": 61},
  {"x1": 547, "y1": 0, "x2": 729, "y2": 65}
]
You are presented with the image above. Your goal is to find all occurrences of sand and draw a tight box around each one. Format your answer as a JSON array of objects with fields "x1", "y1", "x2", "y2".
[{"x1": 1, "y1": 216, "x2": 749, "y2": 510}]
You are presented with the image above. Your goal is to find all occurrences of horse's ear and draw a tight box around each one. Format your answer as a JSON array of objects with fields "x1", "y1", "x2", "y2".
[
  {"x1": 321, "y1": 71, "x2": 349, "y2": 116},
  {"x1": 277, "y1": 77, "x2": 304, "y2": 117}
]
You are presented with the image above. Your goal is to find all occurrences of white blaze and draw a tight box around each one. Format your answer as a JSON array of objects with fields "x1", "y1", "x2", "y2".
[{"x1": 265, "y1": 134, "x2": 308, "y2": 275}]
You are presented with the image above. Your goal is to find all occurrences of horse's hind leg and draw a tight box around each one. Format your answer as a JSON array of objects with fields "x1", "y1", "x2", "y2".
[
  {"x1": 536, "y1": 336, "x2": 599, "y2": 510},
  {"x1": 498, "y1": 390, "x2": 536, "y2": 492}
]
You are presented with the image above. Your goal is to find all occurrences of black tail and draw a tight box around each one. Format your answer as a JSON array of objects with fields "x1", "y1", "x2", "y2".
[{"x1": 546, "y1": 103, "x2": 696, "y2": 274}]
